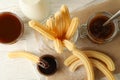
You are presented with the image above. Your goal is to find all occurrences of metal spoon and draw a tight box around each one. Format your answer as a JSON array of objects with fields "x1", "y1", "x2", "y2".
[{"x1": 103, "y1": 10, "x2": 120, "y2": 26}]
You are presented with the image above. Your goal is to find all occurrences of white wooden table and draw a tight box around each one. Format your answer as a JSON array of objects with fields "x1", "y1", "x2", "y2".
[
  {"x1": 0, "y1": 0, "x2": 120, "y2": 80},
  {"x1": 0, "y1": 0, "x2": 94, "y2": 80}
]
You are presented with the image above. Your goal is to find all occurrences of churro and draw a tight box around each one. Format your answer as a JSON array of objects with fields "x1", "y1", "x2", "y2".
[{"x1": 8, "y1": 51, "x2": 39, "y2": 63}]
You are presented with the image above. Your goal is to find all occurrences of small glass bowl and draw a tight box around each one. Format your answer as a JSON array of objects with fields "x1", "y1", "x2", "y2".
[{"x1": 0, "y1": 12, "x2": 24, "y2": 44}]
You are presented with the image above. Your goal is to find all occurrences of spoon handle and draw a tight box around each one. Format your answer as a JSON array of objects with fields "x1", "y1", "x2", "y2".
[{"x1": 103, "y1": 10, "x2": 120, "y2": 26}]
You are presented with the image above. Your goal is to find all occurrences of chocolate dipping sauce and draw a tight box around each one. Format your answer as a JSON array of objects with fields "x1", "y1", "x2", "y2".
[
  {"x1": 88, "y1": 15, "x2": 115, "y2": 43},
  {"x1": 37, "y1": 55, "x2": 58, "y2": 76},
  {"x1": 0, "y1": 12, "x2": 23, "y2": 44}
]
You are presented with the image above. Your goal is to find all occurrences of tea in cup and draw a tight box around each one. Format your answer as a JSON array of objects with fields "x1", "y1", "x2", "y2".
[{"x1": 0, "y1": 12, "x2": 24, "y2": 44}]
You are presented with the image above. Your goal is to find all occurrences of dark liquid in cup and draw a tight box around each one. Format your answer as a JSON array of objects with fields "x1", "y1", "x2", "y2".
[
  {"x1": 0, "y1": 12, "x2": 23, "y2": 43},
  {"x1": 37, "y1": 55, "x2": 57, "y2": 76},
  {"x1": 88, "y1": 15, "x2": 115, "y2": 43}
]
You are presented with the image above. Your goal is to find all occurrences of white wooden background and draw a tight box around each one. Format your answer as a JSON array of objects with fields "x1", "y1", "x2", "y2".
[
  {"x1": 0, "y1": 0, "x2": 120, "y2": 80},
  {"x1": 0, "y1": 0, "x2": 94, "y2": 80}
]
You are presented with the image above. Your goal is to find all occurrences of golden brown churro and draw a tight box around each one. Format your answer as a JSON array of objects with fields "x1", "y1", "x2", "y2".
[
  {"x1": 63, "y1": 40, "x2": 94, "y2": 80},
  {"x1": 55, "y1": 11, "x2": 65, "y2": 38},
  {"x1": 83, "y1": 51, "x2": 115, "y2": 71},
  {"x1": 64, "y1": 55, "x2": 78, "y2": 66},
  {"x1": 65, "y1": 50, "x2": 115, "y2": 71},
  {"x1": 29, "y1": 20, "x2": 56, "y2": 40},
  {"x1": 65, "y1": 17, "x2": 79, "y2": 39},
  {"x1": 73, "y1": 49, "x2": 94, "y2": 80},
  {"x1": 54, "y1": 38, "x2": 63, "y2": 54},
  {"x1": 60, "y1": 5, "x2": 71, "y2": 33},
  {"x1": 46, "y1": 18, "x2": 54, "y2": 30},
  {"x1": 91, "y1": 59, "x2": 115, "y2": 80},
  {"x1": 8, "y1": 51, "x2": 39, "y2": 63},
  {"x1": 68, "y1": 59, "x2": 115, "y2": 80}
]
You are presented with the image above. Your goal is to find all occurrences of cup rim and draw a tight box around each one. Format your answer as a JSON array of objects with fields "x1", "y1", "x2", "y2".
[
  {"x1": 86, "y1": 11, "x2": 119, "y2": 44},
  {"x1": 0, "y1": 12, "x2": 24, "y2": 44},
  {"x1": 34, "y1": 64, "x2": 46, "y2": 80}
]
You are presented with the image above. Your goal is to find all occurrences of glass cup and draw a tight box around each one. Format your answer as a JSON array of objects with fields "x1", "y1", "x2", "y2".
[
  {"x1": 33, "y1": 54, "x2": 58, "y2": 80},
  {"x1": 0, "y1": 12, "x2": 24, "y2": 44},
  {"x1": 79, "y1": 12, "x2": 119, "y2": 44}
]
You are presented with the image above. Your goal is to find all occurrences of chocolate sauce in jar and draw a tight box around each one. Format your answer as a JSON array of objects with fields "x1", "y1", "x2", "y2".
[
  {"x1": 37, "y1": 55, "x2": 58, "y2": 76},
  {"x1": 88, "y1": 15, "x2": 115, "y2": 43},
  {"x1": 0, "y1": 12, "x2": 23, "y2": 44}
]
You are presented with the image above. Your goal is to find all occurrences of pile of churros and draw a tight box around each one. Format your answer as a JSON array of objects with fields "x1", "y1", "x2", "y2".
[
  {"x1": 63, "y1": 40, "x2": 115, "y2": 80},
  {"x1": 29, "y1": 5, "x2": 79, "y2": 54},
  {"x1": 28, "y1": 5, "x2": 116, "y2": 80}
]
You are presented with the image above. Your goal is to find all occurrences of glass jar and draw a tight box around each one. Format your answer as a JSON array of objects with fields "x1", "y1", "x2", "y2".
[
  {"x1": 79, "y1": 11, "x2": 119, "y2": 44},
  {"x1": 35, "y1": 29, "x2": 79, "y2": 52}
]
